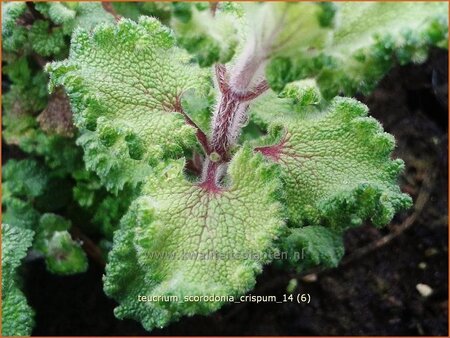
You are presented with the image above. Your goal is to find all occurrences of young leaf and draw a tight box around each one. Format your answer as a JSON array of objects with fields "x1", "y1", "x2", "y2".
[
  {"x1": 255, "y1": 97, "x2": 412, "y2": 230},
  {"x1": 35, "y1": 213, "x2": 88, "y2": 275},
  {"x1": 172, "y1": 5, "x2": 240, "y2": 66},
  {"x1": 104, "y1": 148, "x2": 283, "y2": 331},
  {"x1": 1, "y1": 224, "x2": 35, "y2": 336},
  {"x1": 280, "y1": 226, "x2": 344, "y2": 272},
  {"x1": 47, "y1": 17, "x2": 210, "y2": 192}
]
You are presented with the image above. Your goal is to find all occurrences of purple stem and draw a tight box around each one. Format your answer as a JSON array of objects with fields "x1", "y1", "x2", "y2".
[{"x1": 199, "y1": 63, "x2": 269, "y2": 191}]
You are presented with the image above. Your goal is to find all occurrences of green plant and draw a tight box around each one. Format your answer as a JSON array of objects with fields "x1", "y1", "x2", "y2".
[{"x1": 2, "y1": 1, "x2": 448, "y2": 334}]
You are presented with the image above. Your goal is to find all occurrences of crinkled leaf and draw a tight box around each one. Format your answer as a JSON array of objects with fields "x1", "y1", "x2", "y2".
[
  {"x1": 1, "y1": 224, "x2": 35, "y2": 336},
  {"x1": 2, "y1": 159, "x2": 49, "y2": 199},
  {"x1": 45, "y1": 231, "x2": 88, "y2": 275},
  {"x1": 140, "y1": 2, "x2": 173, "y2": 23},
  {"x1": 2, "y1": 56, "x2": 32, "y2": 85},
  {"x1": 2, "y1": 286, "x2": 34, "y2": 337},
  {"x1": 72, "y1": 168, "x2": 136, "y2": 238},
  {"x1": 28, "y1": 20, "x2": 66, "y2": 57},
  {"x1": 72, "y1": 169, "x2": 104, "y2": 208},
  {"x1": 1, "y1": 2, "x2": 28, "y2": 52},
  {"x1": 35, "y1": 2, "x2": 114, "y2": 34},
  {"x1": 2, "y1": 103, "x2": 82, "y2": 172},
  {"x1": 104, "y1": 148, "x2": 283, "y2": 331},
  {"x1": 266, "y1": 2, "x2": 448, "y2": 98},
  {"x1": 71, "y1": 2, "x2": 115, "y2": 31},
  {"x1": 2, "y1": 69, "x2": 48, "y2": 118},
  {"x1": 47, "y1": 17, "x2": 209, "y2": 192},
  {"x1": 1, "y1": 198, "x2": 40, "y2": 231},
  {"x1": 2, "y1": 159, "x2": 72, "y2": 230},
  {"x1": 35, "y1": 213, "x2": 88, "y2": 275},
  {"x1": 248, "y1": 83, "x2": 322, "y2": 129},
  {"x1": 34, "y1": 2, "x2": 76, "y2": 25},
  {"x1": 92, "y1": 189, "x2": 136, "y2": 239},
  {"x1": 256, "y1": 97, "x2": 412, "y2": 229},
  {"x1": 280, "y1": 226, "x2": 344, "y2": 272},
  {"x1": 2, "y1": 224, "x2": 34, "y2": 288}
]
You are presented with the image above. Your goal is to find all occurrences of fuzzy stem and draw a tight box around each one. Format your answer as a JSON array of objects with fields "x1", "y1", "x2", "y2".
[
  {"x1": 199, "y1": 159, "x2": 222, "y2": 192},
  {"x1": 199, "y1": 54, "x2": 269, "y2": 190}
]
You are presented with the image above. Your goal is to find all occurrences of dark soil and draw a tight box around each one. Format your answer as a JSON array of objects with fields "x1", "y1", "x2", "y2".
[{"x1": 21, "y1": 50, "x2": 448, "y2": 336}]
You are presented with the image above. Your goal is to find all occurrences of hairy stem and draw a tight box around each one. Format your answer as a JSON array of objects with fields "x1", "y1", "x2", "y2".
[{"x1": 199, "y1": 55, "x2": 269, "y2": 190}]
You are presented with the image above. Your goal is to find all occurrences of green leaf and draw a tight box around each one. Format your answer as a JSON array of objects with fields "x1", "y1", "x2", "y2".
[
  {"x1": 1, "y1": 2, "x2": 27, "y2": 52},
  {"x1": 2, "y1": 56, "x2": 32, "y2": 85},
  {"x1": 47, "y1": 17, "x2": 210, "y2": 192},
  {"x1": 35, "y1": 213, "x2": 88, "y2": 275},
  {"x1": 1, "y1": 224, "x2": 35, "y2": 336},
  {"x1": 2, "y1": 224, "x2": 34, "y2": 289},
  {"x1": 140, "y1": 2, "x2": 172, "y2": 23},
  {"x1": 245, "y1": 2, "x2": 333, "y2": 59},
  {"x1": 104, "y1": 148, "x2": 283, "y2": 331},
  {"x1": 180, "y1": 87, "x2": 216, "y2": 133},
  {"x1": 280, "y1": 226, "x2": 344, "y2": 272},
  {"x1": 248, "y1": 87, "x2": 320, "y2": 130},
  {"x1": 72, "y1": 169, "x2": 103, "y2": 208},
  {"x1": 1, "y1": 198, "x2": 40, "y2": 231},
  {"x1": 2, "y1": 159, "x2": 48, "y2": 230},
  {"x1": 266, "y1": 2, "x2": 448, "y2": 98},
  {"x1": 2, "y1": 159, "x2": 49, "y2": 199},
  {"x1": 255, "y1": 97, "x2": 412, "y2": 229},
  {"x1": 35, "y1": 2, "x2": 114, "y2": 34},
  {"x1": 2, "y1": 71, "x2": 48, "y2": 118},
  {"x1": 92, "y1": 189, "x2": 136, "y2": 239},
  {"x1": 71, "y1": 2, "x2": 115, "y2": 31},
  {"x1": 12, "y1": 132, "x2": 83, "y2": 176},
  {"x1": 172, "y1": 5, "x2": 239, "y2": 66},
  {"x1": 28, "y1": 20, "x2": 66, "y2": 57},
  {"x1": 110, "y1": 2, "x2": 143, "y2": 21},
  {"x1": 35, "y1": 2, "x2": 76, "y2": 25},
  {"x1": 279, "y1": 80, "x2": 322, "y2": 108}
]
